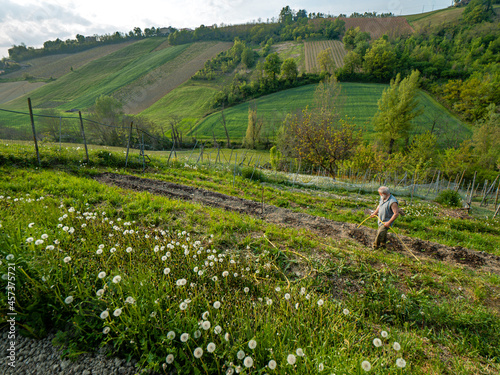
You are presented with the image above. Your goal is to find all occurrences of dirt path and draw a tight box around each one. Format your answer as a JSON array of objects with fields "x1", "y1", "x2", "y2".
[{"x1": 94, "y1": 173, "x2": 500, "y2": 275}]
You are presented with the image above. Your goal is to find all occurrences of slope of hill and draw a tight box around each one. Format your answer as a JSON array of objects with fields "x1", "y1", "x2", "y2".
[
  {"x1": 192, "y1": 82, "x2": 471, "y2": 147},
  {"x1": 340, "y1": 16, "x2": 414, "y2": 39},
  {"x1": 115, "y1": 41, "x2": 233, "y2": 114},
  {"x1": 1, "y1": 40, "x2": 136, "y2": 81},
  {"x1": 405, "y1": 6, "x2": 466, "y2": 29},
  {"x1": 304, "y1": 40, "x2": 347, "y2": 73},
  {"x1": 1, "y1": 39, "x2": 233, "y2": 114}
]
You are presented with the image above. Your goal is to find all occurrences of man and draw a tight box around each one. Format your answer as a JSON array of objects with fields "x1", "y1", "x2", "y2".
[{"x1": 370, "y1": 186, "x2": 400, "y2": 249}]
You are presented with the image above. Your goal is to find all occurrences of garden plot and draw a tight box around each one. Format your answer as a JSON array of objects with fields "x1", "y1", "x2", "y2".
[{"x1": 95, "y1": 172, "x2": 500, "y2": 275}]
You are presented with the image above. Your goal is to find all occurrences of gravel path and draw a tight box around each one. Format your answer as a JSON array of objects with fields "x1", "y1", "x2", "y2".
[{"x1": 0, "y1": 328, "x2": 142, "y2": 375}]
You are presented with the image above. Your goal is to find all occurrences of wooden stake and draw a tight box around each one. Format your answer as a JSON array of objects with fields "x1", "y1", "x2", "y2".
[
  {"x1": 125, "y1": 121, "x2": 133, "y2": 167},
  {"x1": 78, "y1": 111, "x2": 89, "y2": 164},
  {"x1": 28, "y1": 98, "x2": 41, "y2": 166}
]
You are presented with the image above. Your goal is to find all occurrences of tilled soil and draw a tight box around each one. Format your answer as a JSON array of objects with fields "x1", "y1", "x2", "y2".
[{"x1": 94, "y1": 173, "x2": 500, "y2": 275}]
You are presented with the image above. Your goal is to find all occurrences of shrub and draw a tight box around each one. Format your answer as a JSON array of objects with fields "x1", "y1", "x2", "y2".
[
  {"x1": 241, "y1": 166, "x2": 266, "y2": 182},
  {"x1": 435, "y1": 189, "x2": 462, "y2": 208}
]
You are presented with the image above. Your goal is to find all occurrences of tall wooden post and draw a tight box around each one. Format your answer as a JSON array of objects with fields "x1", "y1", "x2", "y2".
[
  {"x1": 28, "y1": 98, "x2": 41, "y2": 166},
  {"x1": 78, "y1": 111, "x2": 89, "y2": 164},
  {"x1": 125, "y1": 121, "x2": 133, "y2": 167}
]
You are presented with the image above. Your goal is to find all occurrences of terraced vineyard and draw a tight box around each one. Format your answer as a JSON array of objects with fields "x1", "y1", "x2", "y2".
[{"x1": 304, "y1": 40, "x2": 347, "y2": 73}]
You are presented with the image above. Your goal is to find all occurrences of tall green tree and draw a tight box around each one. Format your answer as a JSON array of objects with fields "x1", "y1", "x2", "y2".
[
  {"x1": 280, "y1": 58, "x2": 298, "y2": 82},
  {"x1": 363, "y1": 38, "x2": 397, "y2": 81},
  {"x1": 264, "y1": 53, "x2": 282, "y2": 81},
  {"x1": 242, "y1": 104, "x2": 264, "y2": 149},
  {"x1": 373, "y1": 70, "x2": 422, "y2": 154}
]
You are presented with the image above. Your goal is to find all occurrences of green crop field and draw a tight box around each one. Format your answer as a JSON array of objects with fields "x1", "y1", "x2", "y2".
[
  {"x1": 3, "y1": 38, "x2": 189, "y2": 111},
  {"x1": 192, "y1": 82, "x2": 471, "y2": 147}
]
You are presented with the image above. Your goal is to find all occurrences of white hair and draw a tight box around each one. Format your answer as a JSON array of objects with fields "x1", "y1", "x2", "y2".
[{"x1": 378, "y1": 186, "x2": 390, "y2": 195}]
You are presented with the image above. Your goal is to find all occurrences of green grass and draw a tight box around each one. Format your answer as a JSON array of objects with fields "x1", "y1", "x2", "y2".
[
  {"x1": 3, "y1": 38, "x2": 189, "y2": 111},
  {"x1": 193, "y1": 83, "x2": 471, "y2": 146},
  {"x1": 0, "y1": 147, "x2": 499, "y2": 374},
  {"x1": 139, "y1": 81, "x2": 221, "y2": 133}
]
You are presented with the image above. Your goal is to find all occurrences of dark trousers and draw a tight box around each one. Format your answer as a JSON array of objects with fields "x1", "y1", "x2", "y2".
[{"x1": 373, "y1": 225, "x2": 389, "y2": 248}]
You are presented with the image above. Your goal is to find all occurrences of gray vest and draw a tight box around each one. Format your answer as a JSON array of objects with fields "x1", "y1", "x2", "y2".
[{"x1": 378, "y1": 194, "x2": 398, "y2": 226}]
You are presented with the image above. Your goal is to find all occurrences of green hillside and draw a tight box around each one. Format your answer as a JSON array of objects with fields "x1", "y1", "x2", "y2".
[
  {"x1": 4, "y1": 38, "x2": 189, "y2": 111},
  {"x1": 192, "y1": 82, "x2": 471, "y2": 147}
]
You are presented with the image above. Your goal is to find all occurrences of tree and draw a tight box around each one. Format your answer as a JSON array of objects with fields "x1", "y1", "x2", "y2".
[
  {"x1": 363, "y1": 38, "x2": 397, "y2": 81},
  {"x1": 242, "y1": 103, "x2": 264, "y2": 149},
  {"x1": 472, "y1": 104, "x2": 500, "y2": 170},
  {"x1": 373, "y1": 70, "x2": 422, "y2": 154},
  {"x1": 278, "y1": 78, "x2": 360, "y2": 178},
  {"x1": 241, "y1": 47, "x2": 255, "y2": 68},
  {"x1": 279, "y1": 6, "x2": 294, "y2": 24},
  {"x1": 317, "y1": 49, "x2": 335, "y2": 74},
  {"x1": 264, "y1": 53, "x2": 282, "y2": 81},
  {"x1": 462, "y1": 0, "x2": 494, "y2": 24},
  {"x1": 89, "y1": 95, "x2": 124, "y2": 145},
  {"x1": 280, "y1": 58, "x2": 298, "y2": 81}
]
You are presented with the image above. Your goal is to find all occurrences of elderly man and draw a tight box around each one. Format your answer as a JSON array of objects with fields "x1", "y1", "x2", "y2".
[{"x1": 370, "y1": 186, "x2": 400, "y2": 249}]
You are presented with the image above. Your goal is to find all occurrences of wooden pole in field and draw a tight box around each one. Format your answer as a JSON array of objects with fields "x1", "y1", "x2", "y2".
[
  {"x1": 187, "y1": 140, "x2": 198, "y2": 162},
  {"x1": 28, "y1": 98, "x2": 41, "y2": 166},
  {"x1": 494, "y1": 203, "x2": 500, "y2": 219},
  {"x1": 125, "y1": 121, "x2": 133, "y2": 167},
  {"x1": 494, "y1": 179, "x2": 500, "y2": 209},
  {"x1": 59, "y1": 116, "x2": 62, "y2": 152},
  {"x1": 78, "y1": 111, "x2": 89, "y2": 164},
  {"x1": 455, "y1": 170, "x2": 466, "y2": 192},
  {"x1": 482, "y1": 175, "x2": 499, "y2": 207}
]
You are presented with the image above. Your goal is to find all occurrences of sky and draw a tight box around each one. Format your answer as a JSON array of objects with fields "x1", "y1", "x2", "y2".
[{"x1": 0, "y1": 0, "x2": 454, "y2": 59}]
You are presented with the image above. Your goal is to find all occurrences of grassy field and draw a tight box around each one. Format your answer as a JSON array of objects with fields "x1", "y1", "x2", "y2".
[
  {"x1": 193, "y1": 82, "x2": 471, "y2": 146},
  {"x1": 3, "y1": 38, "x2": 188, "y2": 111},
  {"x1": 405, "y1": 6, "x2": 466, "y2": 29},
  {"x1": 0, "y1": 144, "x2": 499, "y2": 374}
]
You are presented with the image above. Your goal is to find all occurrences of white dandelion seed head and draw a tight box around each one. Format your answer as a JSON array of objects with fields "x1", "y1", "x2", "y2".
[
  {"x1": 64, "y1": 296, "x2": 74, "y2": 304},
  {"x1": 393, "y1": 342, "x2": 401, "y2": 351},
  {"x1": 317, "y1": 299, "x2": 324, "y2": 306},
  {"x1": 194, "y1": 330, "x2": 201, "y2": 338},
  {"x1": 285, "y1": 293, "x2": 291, "y2": 300},
  {"x1": 213, "y1": 301, "x2": 221, "y2": 309},
  {"x1": 343, "y1": 308, "x2": 350, "y2": 315},
  {"x1": 248, "y1": 339, "x2": 257, "y2": 350},
  {"x1": 112, "y1": 275, "x2": 122, "y2": 283},
  {"x1": 361, "y1": 360, "x2": 371, "y2": 371},
  {"x1": 381, "y1": 331, "x2": 388, "y2": 338},
  {"x1": 125, "y1": 296, "x2": 136, "y2": 304},
  {"x1": 98, "y1": 271, "x2": 106, "y2": 279},
  {"x1": 103, "y1": 327, "x2": 110, "y2": 334},
  {"x1": 6, "y1": 254, "x2": 15, "y2": 260},
  {"x1": 202, "y1": 311, "x2": 209, "y2": 320},
  {"x1": 319, "y1": 363, "x2": 324, "y2": 371},
  {"x1": 244, "y1": 287, "x2": 250, "y2": 293},
  {"x1": 296, "y1": 348, "x2": 304, "y2": 357},
  {"x1": 181, "y1": 333, "x2": 189, "y2": 342},
  {"x1": 202, "y1": 321, "x2": 211, "y2": 330},
  {"x1": 179, "y1": 302, "x2": 188, "y2": 311},
  {"x1": 96, "y1": 249, "x2": 103, "y2": 255},
  {"x1": 63, "y1": 256, "x2": 71, "y2": 263},
  {"x1": 96, "y1": 289, "x2": 105, "y2": 297},
  {"x1": 46, "y1": 245, "x2": 55, "y2": 250},
  {"x1": 222, "y1": 271, "x2": 229, "y2": 277},
  {"x1": 224, "y1": 332, "x2": 230, "y2": 341},
  {"x1": 167, "y1": 331, "x2": 175, "y2": 340},
  {"x1": 164, "y1": 268, "x2": 170, "y2": 275},
  {"x1": 166, "y1": 354, "x2": 174, "y2": 364},
  {"x1": 28, "y1": 222, "x2": 35, "y2": 228},
  {"x1": 207, "y1": 342, "x2": 216, "y2": 353},
  {"x1": 113, "y1": 308, "x2": 122, "y2": 317},
  {"x1": 193, "y1": 347, "x2": 203, "y2": 358},
  {"x1": 244, "y1": 356, "x2": 253, "y2": 368},
  {"x1": 214, "y1": 325, "x2": 222, "y2": 334},
  {"x1": 287, "y1": 354, "x2": 296, "y2": 365},
  {"x1": 396, "y1": 358, "x2": 406, "y2": 368},
  {"x1": 268, "y1": 360, "x2": 277, "y2": 370},
  {"x1": 100, "y1": 310, "x2": 109, "y2": 319},
  {"x1": 373, "y1": 338, "x2": 382, "y2": 347}
]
